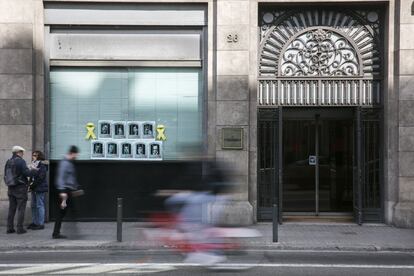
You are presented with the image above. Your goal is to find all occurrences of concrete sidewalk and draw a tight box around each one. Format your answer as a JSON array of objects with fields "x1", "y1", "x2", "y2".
[{"x1": 0, "y1": 222, "x2": 413, "y2": 252}]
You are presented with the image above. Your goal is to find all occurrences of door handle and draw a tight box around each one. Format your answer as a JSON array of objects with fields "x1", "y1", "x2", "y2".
[{"x1": 309, "y1": 155, "x2": 317, "y2": 165}]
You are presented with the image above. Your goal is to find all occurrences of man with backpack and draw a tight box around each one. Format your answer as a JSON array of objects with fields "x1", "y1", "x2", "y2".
[{"x1": 4, "y1": 146, "x2": 35, "y2": 234}]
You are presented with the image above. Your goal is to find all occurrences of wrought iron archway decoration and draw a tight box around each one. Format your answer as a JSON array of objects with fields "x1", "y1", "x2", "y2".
[{"x1": 258, "y1": 8, "x2": 383, "y2": 106}]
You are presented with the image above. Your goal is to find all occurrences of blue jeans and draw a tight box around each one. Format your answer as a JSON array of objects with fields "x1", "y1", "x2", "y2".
[{"x1": 31, "y1": 192, "x2": 46, "y2": 226}]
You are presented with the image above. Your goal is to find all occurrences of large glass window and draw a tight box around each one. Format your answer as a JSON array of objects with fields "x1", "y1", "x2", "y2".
[{"x1": 50, "y1": 67, "x2": 203, "y2": 160}]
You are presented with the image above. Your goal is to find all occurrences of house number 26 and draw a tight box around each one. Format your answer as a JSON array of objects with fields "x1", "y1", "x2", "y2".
[{"x1": 226, "y1": 34, "x2": 239, "y2": 43}]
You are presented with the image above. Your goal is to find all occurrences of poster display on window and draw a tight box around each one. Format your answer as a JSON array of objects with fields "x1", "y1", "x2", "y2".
[
  {"x1": 113, "y1": 121, "x2": 127, "y2": 139},
  {"x1": 142, "y1": 122, "x2": 156, "y2": 139},
  {"x1": 50, "y1": 68, "x2": 202, "y2": 160},
  {"x1": 91, "y1": 120, "x2": 162, "y2": 160},
  {"x1": 127, "y1": 121, "x2": 140, "y2": 139},
  {"x1": 133, "y1": 142, "x2": 147, "y2": 159},
  {"x1": 91, "y1": 140, "x2": 105, "y2": 158},
  {"x1": 98, "y1": 121, "x2": 112, "y2": 139}
]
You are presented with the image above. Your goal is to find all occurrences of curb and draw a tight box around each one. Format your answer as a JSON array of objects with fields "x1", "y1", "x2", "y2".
[{"x1": 1, "y1": 244, "x2": 413, "y2": 253}]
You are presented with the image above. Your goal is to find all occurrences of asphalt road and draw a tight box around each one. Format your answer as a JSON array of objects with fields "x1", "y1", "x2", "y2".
[{"x1": 0, "y1": 249, "x2": 413, "y2": 275}]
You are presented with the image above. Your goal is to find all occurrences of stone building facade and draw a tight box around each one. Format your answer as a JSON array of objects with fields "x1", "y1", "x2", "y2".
[{"x1": 0, "y1": 0, "x2": 413, "y2": 228}]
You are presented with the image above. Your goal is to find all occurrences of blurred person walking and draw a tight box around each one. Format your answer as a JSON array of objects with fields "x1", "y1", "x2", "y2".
[
  {"x1": 52, "y1": 145, "x2": 80, "y2": 239},
  {"x1": 28, "y1": 151, "x2": 48, "y2": 230},
  {"x1": 3, "y1": 146, "x2": 35, "y2": 234}
]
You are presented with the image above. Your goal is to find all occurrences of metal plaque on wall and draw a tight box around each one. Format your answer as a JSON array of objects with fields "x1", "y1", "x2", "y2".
[{"x1": 222, "y1": 128, "x2": 243, "y2": 150}]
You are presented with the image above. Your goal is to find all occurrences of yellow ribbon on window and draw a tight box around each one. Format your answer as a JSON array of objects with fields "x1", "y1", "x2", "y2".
[
  {"x1": 85, "y1": 122, "x2": 97, "y2": 140},
  {"x1": 156, "y1": 125, "x2": 167, "y2": 141}
]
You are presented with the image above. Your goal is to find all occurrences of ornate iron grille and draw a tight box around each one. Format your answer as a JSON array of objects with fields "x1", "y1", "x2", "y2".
[{"x1": 258, "y1": 8, "x2": 383, "y2": 106}]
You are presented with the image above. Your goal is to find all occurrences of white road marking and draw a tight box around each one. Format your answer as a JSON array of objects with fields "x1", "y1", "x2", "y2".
[
  {"x1": 0, "y1": 264, "x2": 89, "y2": 275},
  {"x1": 52, "y1": 264, "x2": 136, "y2": 274},
  {"x1": 0, "y1": 262, "x2": 413, "y2": 275},
  {"x1": 114, "y1": 264, "x2": 175, "y2": 274}
]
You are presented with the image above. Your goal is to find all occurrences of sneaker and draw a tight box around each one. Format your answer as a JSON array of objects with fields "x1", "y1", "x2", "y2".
[
  {"x1": 32, "y1": 225, "x2": 45, "y2": 230},
  {"x1": 52, "y1": 234, "x2": 67, "y2": 239},
  {"x1": 6, "y1": 229, "x2": 16, "y2": 234},
  {"x1": 184, "y1": 252, "x2": 226, "y2": 265},
  {"x1": 17, "y1": 229, "x2": 27, "y2": 234}
]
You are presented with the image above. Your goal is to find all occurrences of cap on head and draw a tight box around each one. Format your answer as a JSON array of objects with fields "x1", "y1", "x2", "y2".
[
  {"x1": 12, "y1": 146, "x2": 25, "y2": 153},
  {"x1": 68, "y1": 145, "x2": 79, "y2": 154}
]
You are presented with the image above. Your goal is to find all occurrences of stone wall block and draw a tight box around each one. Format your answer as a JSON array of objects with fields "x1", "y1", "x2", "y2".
[
  {"x1": 399, "y1": 76, "x2": 414, "y2": 100},
  {"x1": 208, "y1": 200, "x2": 253, "y2": 226},
  {"x1": 393, "y1": 202, "x2": 414, "y2": 228},
  {"x1": 399, "y1": 152, "x2": 414, "y2": 177},
  {"x1": 399, "y1": 100, "x2": 414, "y2": 126},
  {"x1": 399, "y1": 177, "x2": 414, "y2": 202},
  {"x1": 207, "y1": 101, "x2": 217, "y2": 157},
  {"x1": 399, "y1": 127, "x2": 414, "y2": 151},
  {"x1": 217, "y1": 25, "x2": 249, "y2": 51},
  {"x1": 0, "y1": 180, "x2": 7, "y2": 200},
  {"x1": 216, "y1": 150, "x2": 248, "y2": 176},
  {"x1": 35, "y1": 49, "x2": 44, "y2": 76},
  {"x1": 399, "y1": 50, "x2": 414, "y2": 75},
  {"x1": 400, "y1": 0, "x2": 414, "y2": 24},
  {"x1": 400, "y1": 24, "x2": 414, "y2": 50},
  {"x1": 0, "y1": 0, "x2": 34, "y2": 24},
  {"x1": 249, "y1": 102, "x2": 257, "y2": 151},
  {"x1": 0, "y1": 74, "x2": 33, "y2": 99},
  {"x1": 0, "y1": 126, "x2": 32, "y2": 152},
  {"x1": 217, "y1": 51, "x2": 249, "y2": 75},
  {"x1": 35, "y1": 98, "x2": 45, "y2": 150},
  {"x1": 217, "y1": 1, "x2": 249, "y2": 25},
  {"x1": 226, "y1": 174, "x2": 248, "y2": 201},
  {"x1": 0, "y1": 100, "x2": 33, "y2": 125},
  {"x1": 35, "y1": 75, "x2": 44, "y2": 100},
  {"x1": 217, "y1": 75, "x2": 249, "y2": 101},
  {"x1": 0, "y1": 23, "x2": 32, "y2": 49},
  {"x1": 216, "y1": 101, "x2": 249, "y2": 125},
  {"x1": 249, "y1": 26, "x2": 258, "y2": 76},
  {"x1": 0, "y1": 49, "x2": 32, "y2": 74}
]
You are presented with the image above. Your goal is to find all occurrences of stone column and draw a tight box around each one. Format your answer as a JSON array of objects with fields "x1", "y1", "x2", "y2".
[
  {"x1": 210, "y1": 0, "x2": 253, "y2": 225},
  {"x1": 394, "y1": 0, "x2": 414, "y2": 228},
  {"x1": 0, "y1": 0, "x2": 43, "y2": 225}
]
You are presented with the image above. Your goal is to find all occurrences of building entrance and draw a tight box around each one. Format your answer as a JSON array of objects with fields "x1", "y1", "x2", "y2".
[
  {"x1": 283, "y1": 109, "x2": 353, "y2": 214},
  {"x1": 258, "y1": 107, "x2": 382, "y2": 223}
]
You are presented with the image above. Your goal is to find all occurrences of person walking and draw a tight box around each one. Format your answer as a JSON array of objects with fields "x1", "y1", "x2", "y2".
[
  {"x1": 4, "y1": 146, "x2": 35, "y2": 234},
  {"x1": 28, "y1": 151, "x2": 48, "y2": 230},
  {"x1": 52, "y1": 145, "x2": 79, "y2": 239}
]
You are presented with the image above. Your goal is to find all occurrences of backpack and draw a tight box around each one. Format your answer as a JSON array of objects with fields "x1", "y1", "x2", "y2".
[{"x1": 3, "y1": 158, "x2": 18, "y2": 187}]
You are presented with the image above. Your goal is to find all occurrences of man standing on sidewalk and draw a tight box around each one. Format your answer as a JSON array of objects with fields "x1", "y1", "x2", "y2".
[
  {"x1": 4, "y1": 146, "x2": 35, "y2": 234},
  {"x1": 52, "y1": 145, "x2": 80, "y2": 239}
]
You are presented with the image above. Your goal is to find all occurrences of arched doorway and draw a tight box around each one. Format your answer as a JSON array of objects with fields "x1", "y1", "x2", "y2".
[{"x1": 257, "y1": 7, "x2": 383, "y2": 223}]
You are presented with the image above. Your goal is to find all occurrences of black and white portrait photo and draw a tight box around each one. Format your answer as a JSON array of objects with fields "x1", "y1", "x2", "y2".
[
  {"x1": 120, "y1": 142, "x2": 133, "y2": 158},
  {"x1": 149, "y1": 142, "x2": 162, "y2": 159},
  {"x1": 106, "y1": 142, "x2": 118, "y2": 158},
  {"x1": 113, "y1": 122, "x2": 126, "y2": 139},
  {"x1": 91, "y1": 141, "x2": 105, "y2": 158},
  {"x1": 142, "y1": 122, "x2": 155, "y2": 139},
  {"x1": 98, "y1": 120, "x2": 112, "y2": 139},
  {"x1": 134, "y1": 142, "x2": 147, "y2": 159},
  {"x1": 127, "y1": 122, "x2": 140, "y2": 139}
]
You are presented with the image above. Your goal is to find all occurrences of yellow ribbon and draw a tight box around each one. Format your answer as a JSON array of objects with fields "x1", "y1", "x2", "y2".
[
  {"x1": 85, "y1": 122, "x2": 97, "y2": 140},
  {"x1": 156, "y1": 125, "x2": 167, "y2": 141}
]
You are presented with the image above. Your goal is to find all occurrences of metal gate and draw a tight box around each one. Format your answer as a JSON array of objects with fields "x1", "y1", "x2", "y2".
[{"x1": 258, "y1": 7, "x2": 383, "y2": 107}]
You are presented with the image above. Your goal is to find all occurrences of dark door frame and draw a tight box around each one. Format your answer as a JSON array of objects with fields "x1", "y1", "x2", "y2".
[{"x1": 257, "y1": 107, "x2": 383, "y2": 223}]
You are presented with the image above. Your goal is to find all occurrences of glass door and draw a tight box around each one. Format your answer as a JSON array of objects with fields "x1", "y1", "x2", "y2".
[
  {"x1": 283, "y1": 120, "x2": 316, "y2": 212},
  {"x1": 283, "y1": 111, "x2": 354, "y2": 214}
]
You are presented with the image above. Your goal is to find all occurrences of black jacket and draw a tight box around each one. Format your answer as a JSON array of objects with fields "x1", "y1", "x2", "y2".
[
  {"x1": 31, "y1": 161, "x2": 48, "y2": 192},
  {"x1": 8, "y1": 154, "x2": 32, "y2": 187}
]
